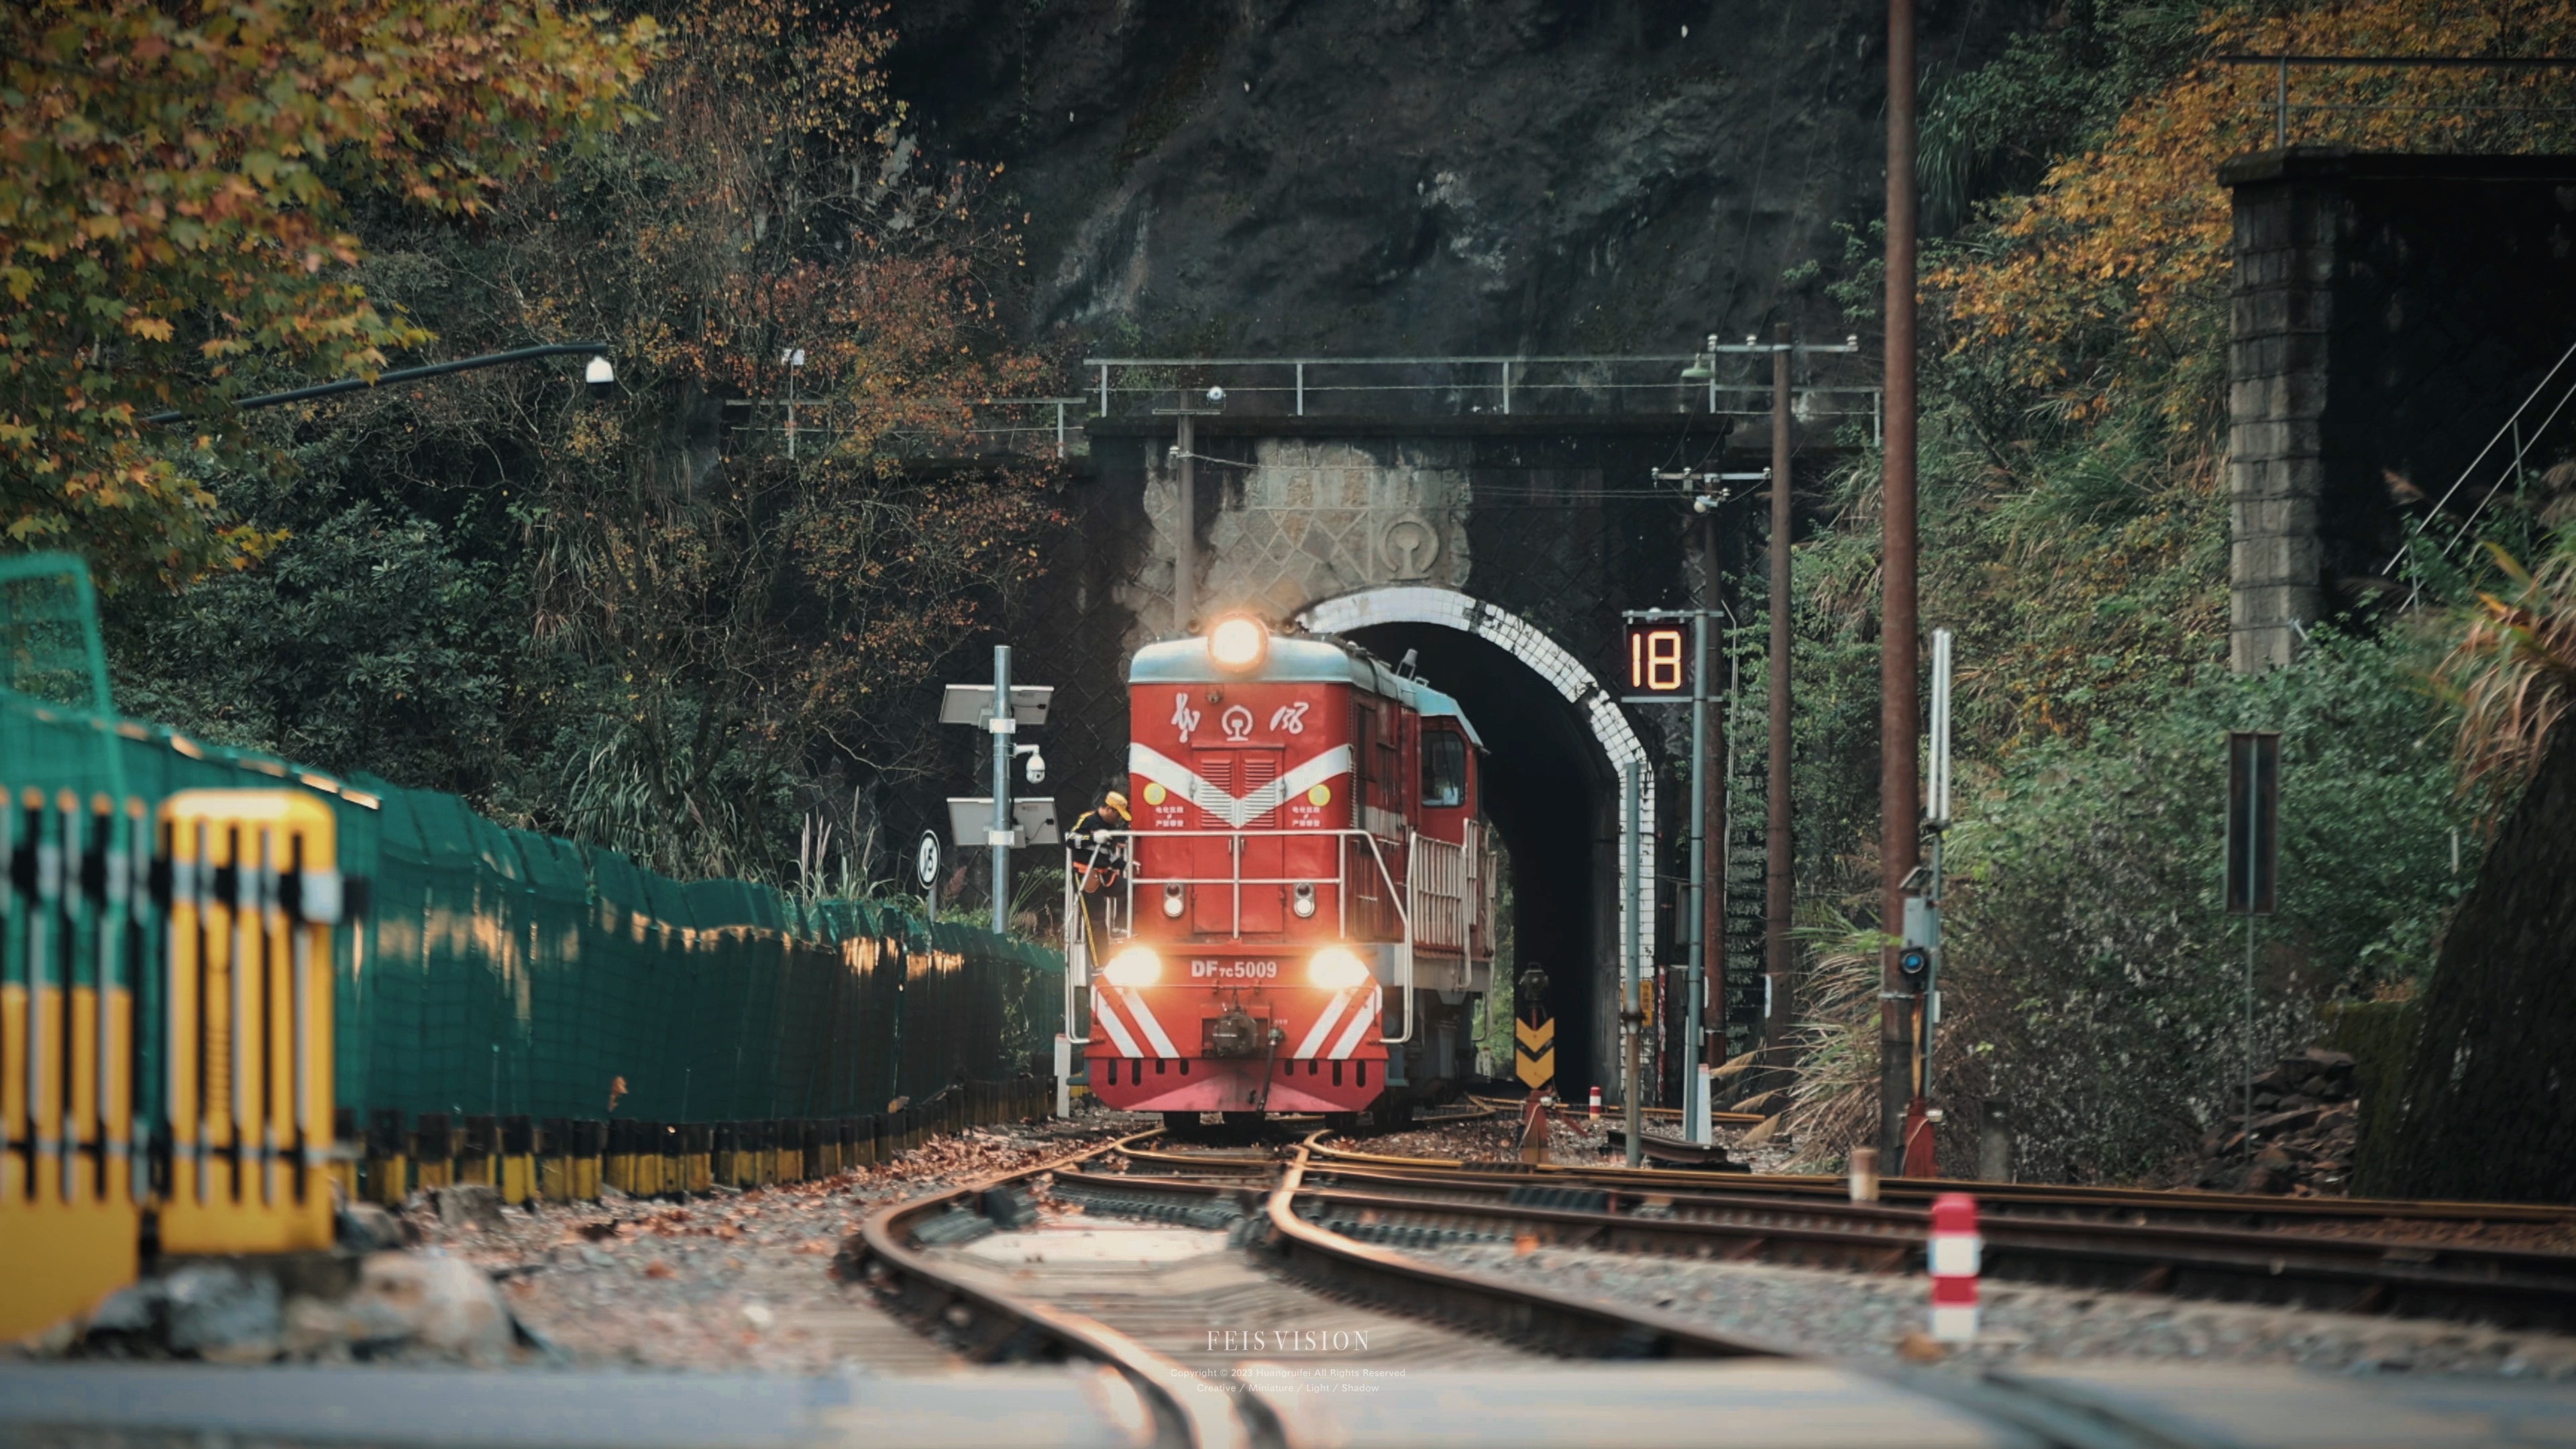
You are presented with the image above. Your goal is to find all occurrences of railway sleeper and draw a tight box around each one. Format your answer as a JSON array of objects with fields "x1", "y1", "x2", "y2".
[
  {"x1": 1049, "y1": 1180, "x2": 1250, "y2": 1233},
  {"x1": 912, "y1": 1205, "x2": 1000, "y2": 1247}
]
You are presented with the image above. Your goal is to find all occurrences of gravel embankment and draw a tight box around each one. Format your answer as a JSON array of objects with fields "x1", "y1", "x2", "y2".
[
  {"x1": 1330, "y1": 1106, "x2": 1799, "y2": 1173},
  {"x1": 1416, "y1": 1240, "x2": 2576, "y2": 1380},
  {"x1": 424, "y1": 1118, "x2": 1128, "y2": 1373}
]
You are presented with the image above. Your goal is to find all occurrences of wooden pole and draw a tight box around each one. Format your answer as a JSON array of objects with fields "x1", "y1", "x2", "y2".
[
  {"x1": 1879, "y1": 0, "x2": 1923, "y2": 1165},
  {"x1": 1767, "y1": 325, "x2": 1795, "y2": 1087}
]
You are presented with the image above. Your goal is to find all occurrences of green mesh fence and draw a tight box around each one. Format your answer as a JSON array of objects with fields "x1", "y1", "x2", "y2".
[
  {"x1": 345, "y1": 776, "x2": 1059, "y2": 1122},
  {"x1": 1, "y1": 632, "x2": 1060, "y2": 1129},
  {"x1": 0, "y1": 553, "x2": 111, "y2": 714}
]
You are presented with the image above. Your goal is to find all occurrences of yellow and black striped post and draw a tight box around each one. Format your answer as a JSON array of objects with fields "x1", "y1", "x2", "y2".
[
  {"x1": 498, "y1": 1116, "x2": 535, "y2": 1206},
  {"x1": 569, "y1": 1119, "x2": 602, "y2": 1201},
  {"x1": 366, "y1": 1110, "x2": 409, "y2": 1205},
  {"x1": 156, "y1": 790, "x2": 339, "y2": 1257},
  {"x1": 0, "y1": 790, "x2": 152, "y2": 1340}
]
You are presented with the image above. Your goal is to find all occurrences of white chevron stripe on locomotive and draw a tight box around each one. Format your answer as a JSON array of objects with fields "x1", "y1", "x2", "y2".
[
  {"x1": 1090, "y1": 989, "x2": 1143, "y2": 1058},
  {"x1": 1128, "y1": 743, "x2": 1354, "y2": 829},
  {"x1": 1293, "y1": 987, "x2": 1357, "y2": 1059},
  {"x1": 1328, "y1": 987, "x2": 1381, "y2": 1060},
  {"x1": 1115, "y1": 985, "x2": 1180, "y2": 1059}
]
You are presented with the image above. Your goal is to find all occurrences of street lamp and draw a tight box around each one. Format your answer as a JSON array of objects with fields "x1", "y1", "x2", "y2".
[
  {"x1": 1678, "y1": 333, "x2": 1717, "y2": 384},
  {"x1": 144, "y1": 341, "x2": 619, "y2": 425}
]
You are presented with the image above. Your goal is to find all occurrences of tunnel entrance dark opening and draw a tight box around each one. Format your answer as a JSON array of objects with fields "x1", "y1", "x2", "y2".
[{"x1": 1342, "y1": 621, "x2": 1609, "y2": 1093}]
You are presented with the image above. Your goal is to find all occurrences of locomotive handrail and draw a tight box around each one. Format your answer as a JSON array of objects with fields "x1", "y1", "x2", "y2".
[
  {"x1": 1061, "y1": 824, "x2": 1423, "y2": 1045},
  {"x1": 1077, "y1": 826, "x2": 1407, "y2": 943}
]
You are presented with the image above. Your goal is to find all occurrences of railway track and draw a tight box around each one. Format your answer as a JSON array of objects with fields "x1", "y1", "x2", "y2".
[
  {"x1": 1329, "y1": 1119, "x2": 2576, "y2": 1236},
  {"x1": 847, "y1": 1120, "x2": 2576, "y2": 1448},
  {"x1": 851, "y1": 1126, "x2": 1785, "y2": 1448},
  {"x1": 1289, "y1": 1158, "x2": 2576, "y2": 1331}
]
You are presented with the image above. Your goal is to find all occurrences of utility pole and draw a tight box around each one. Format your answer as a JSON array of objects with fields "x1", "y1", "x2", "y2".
[
  {"x1": 989, "y1": 645, "x2": 1014, "y2": 937},
  {"x1": 1766, "y1": 325, "x2": 1796, "y2": 1088},
  {"x1": 1700, "y1": 505, "x2": 1724, "y2": 1095},
  {"x1": 1623, "y1": 756, "x2": 1645, "y2": 1169},
  {"x1": 1175, "y1": 412, "x2": 1195, "y2": 633},
  {"x1": 1880, "y1": 0, "x2": 1924, "y2": 1168},
  {"x1": 1155, "y1": 394, "x2": 1224, "y2": 637},
  {"x1": 782, "y1": 347, "x2": 806, "y2": 460},
  {"x1": 1684, "y1": 605, "x2": 1711, "y2": 1132}
]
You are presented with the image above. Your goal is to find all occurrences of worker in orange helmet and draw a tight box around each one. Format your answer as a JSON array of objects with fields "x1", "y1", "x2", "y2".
[{"x1": 1067, "y1": 789, "x2": 1132, "y2": 964}]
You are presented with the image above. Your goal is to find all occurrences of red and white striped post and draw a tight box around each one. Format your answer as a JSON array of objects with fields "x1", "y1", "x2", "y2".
[
  {"x1": 1588, "y1": 1085, "x2": 1602, "y2": 1120},
  {"x1": 1928, "y1": 1192, "x2": 1980, "y2": 1342}
]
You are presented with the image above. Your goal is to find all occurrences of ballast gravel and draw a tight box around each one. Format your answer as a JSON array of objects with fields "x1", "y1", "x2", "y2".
[
  {"x1": 1416, "y1": 1240, "x2": 2576, "y2": 1381},
  {"x1": 416, "y1": 1117, "x2": 1131, "y2": 1374},
  {"x1": 1332, "y1": 1105, "x2": 1800, "y2": 1174}
]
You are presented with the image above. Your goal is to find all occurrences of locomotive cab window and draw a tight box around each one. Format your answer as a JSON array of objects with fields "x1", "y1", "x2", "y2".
[{"x1": 1421, "y1": 730, "x2": 1466, "y2": 808}]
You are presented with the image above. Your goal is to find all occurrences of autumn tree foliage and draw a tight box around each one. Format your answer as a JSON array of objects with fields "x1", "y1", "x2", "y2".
[
  {"x1": 1863, "y1": 1, "x2": 2576, "y2": 749},
  {"x1": 1936, "y1": 2, "x2": 2576, "y2": 419},
  {"x1": 111, "y1": 0, "x2": 1062, "y2": 885},
  {"x1": 0, "y1": 0, "x2": 655, "y2": 586}
]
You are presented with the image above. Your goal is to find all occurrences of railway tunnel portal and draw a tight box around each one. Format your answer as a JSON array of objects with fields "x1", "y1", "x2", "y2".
[{"x1": 999, "y1": 356, "x2": 1874, "y2": 1093}]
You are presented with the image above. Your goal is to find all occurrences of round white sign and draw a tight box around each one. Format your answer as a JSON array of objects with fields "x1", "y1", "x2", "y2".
[{"x1": 914, "y1": 830, "x2": 942, "y2": 888}]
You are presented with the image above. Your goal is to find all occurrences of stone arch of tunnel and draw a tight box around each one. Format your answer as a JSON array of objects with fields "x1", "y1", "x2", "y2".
[{"x1": 1297, "y1": 586, "x2": 1652, "y2": 1097}]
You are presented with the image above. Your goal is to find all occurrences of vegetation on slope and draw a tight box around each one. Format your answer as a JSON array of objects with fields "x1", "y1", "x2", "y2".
[
  {"x1": 1772, "y1": 0, "x2": 2576, "y2": 1180},
  {"x1": 7, "y1": 1, "x2": 1061, "y2": 888}
]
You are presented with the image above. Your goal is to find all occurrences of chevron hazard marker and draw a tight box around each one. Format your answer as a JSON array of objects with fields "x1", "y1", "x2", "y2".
[{"x1": 1513, "y1": 1013, "x2": 1555, "y2": 1091}]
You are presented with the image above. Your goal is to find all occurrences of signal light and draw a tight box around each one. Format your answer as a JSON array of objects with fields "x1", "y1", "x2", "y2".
[
  {"x1": 1291, "y1": 882, "x2": 1317, "y2": 918},
  {"x1": 1102, "y1": 945, "x2": 1162, "y2": 987},
  {"x1": 1208, "y1": 614, "x2": 1269, "y2": 672},
  {"x1": 1162, "y1": 882, "x2": 1186, "y2": 918},
  {"x1": 1898, "y1": 947, "x2": 1931, "y2": 981},
  {"x1": 1307, "y1": 946, "x2": 1371, "y2": 989}
]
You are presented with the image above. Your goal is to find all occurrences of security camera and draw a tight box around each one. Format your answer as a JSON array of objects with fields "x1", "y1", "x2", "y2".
[
  {"x1": 1022, "y1": 747, "x2": 1047, "y2": 786},
  {"x1": 1205, "y1": 386, "x2": 1226, "y2": 405},
  {"x1": 1167, "y1": 443, "x2": 1181, "y2": 460}
]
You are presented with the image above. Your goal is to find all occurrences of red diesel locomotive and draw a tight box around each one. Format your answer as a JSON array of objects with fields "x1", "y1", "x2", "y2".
[{"x1": 1068, "y1": 615, "x2": 1497, "y2": 1130}]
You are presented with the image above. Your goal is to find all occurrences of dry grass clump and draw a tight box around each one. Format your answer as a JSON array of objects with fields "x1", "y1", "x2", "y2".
[{"x1": 2435, "y1": 539, "x2": 2576, "y2": 811}]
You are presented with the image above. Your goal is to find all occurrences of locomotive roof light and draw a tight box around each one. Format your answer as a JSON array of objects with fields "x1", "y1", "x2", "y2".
[
  {"x1": 1307, "y1": 945, "x2": 1371, "y2": 989},
  {"x1": 1102, "y1": 944, "x2": 1163, "y2": 987},
  {"x1": 1208, "y1": 613, "x2": 1269, "y2": 672}
]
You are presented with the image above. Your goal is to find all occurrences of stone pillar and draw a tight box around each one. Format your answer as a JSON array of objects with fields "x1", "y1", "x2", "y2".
[{"x1": 2226, "y1": 158, "x2": 2336, "y2": 674}]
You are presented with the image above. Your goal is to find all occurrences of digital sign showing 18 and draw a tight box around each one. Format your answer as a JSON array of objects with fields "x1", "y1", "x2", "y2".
[{"x1": 1623, "y1": 623, "x2": 1690, "y2": 695}]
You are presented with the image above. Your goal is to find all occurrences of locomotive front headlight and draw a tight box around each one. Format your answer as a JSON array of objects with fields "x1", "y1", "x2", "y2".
[
  {"x1": 1307, "y1": 945, "x2": 1371, "y2": 989},
  {"x1": 1102, "y1": 945, "x2": 1162, "y2": 987},
  {"x1": 1208, "y1": 614, "x2": 1269, "y2": 672}
]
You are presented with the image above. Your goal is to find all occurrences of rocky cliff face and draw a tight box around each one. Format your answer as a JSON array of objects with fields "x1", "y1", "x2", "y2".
[{"x1": 888, "y1": 0, "x2": 2035, "y2": 355}]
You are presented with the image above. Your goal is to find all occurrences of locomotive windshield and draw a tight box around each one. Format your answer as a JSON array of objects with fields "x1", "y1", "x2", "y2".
[{"x1": 1421, "y1": 730, "x2": 1466, "y2": 808}]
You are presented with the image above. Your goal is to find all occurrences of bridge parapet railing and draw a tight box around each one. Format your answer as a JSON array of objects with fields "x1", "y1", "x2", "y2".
[
  {"x1": 1079, "y1": 355, "x2": 1880, "y2": 441},
  {"x1": 743, "y1": 396, "x2": 1096, "y2": 463},
  {"x1": 731, "y1": 353, "x2": 1884, "y2": 464}
]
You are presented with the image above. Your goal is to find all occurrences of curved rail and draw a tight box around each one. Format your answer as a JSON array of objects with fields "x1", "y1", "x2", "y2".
[
  {"x1": 854, "y1": 1128, "x2": 1253, "y2": 1449},
  {"x1": 1261, "y1": 1134, "x2": 1788, "y2": 1359}
]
